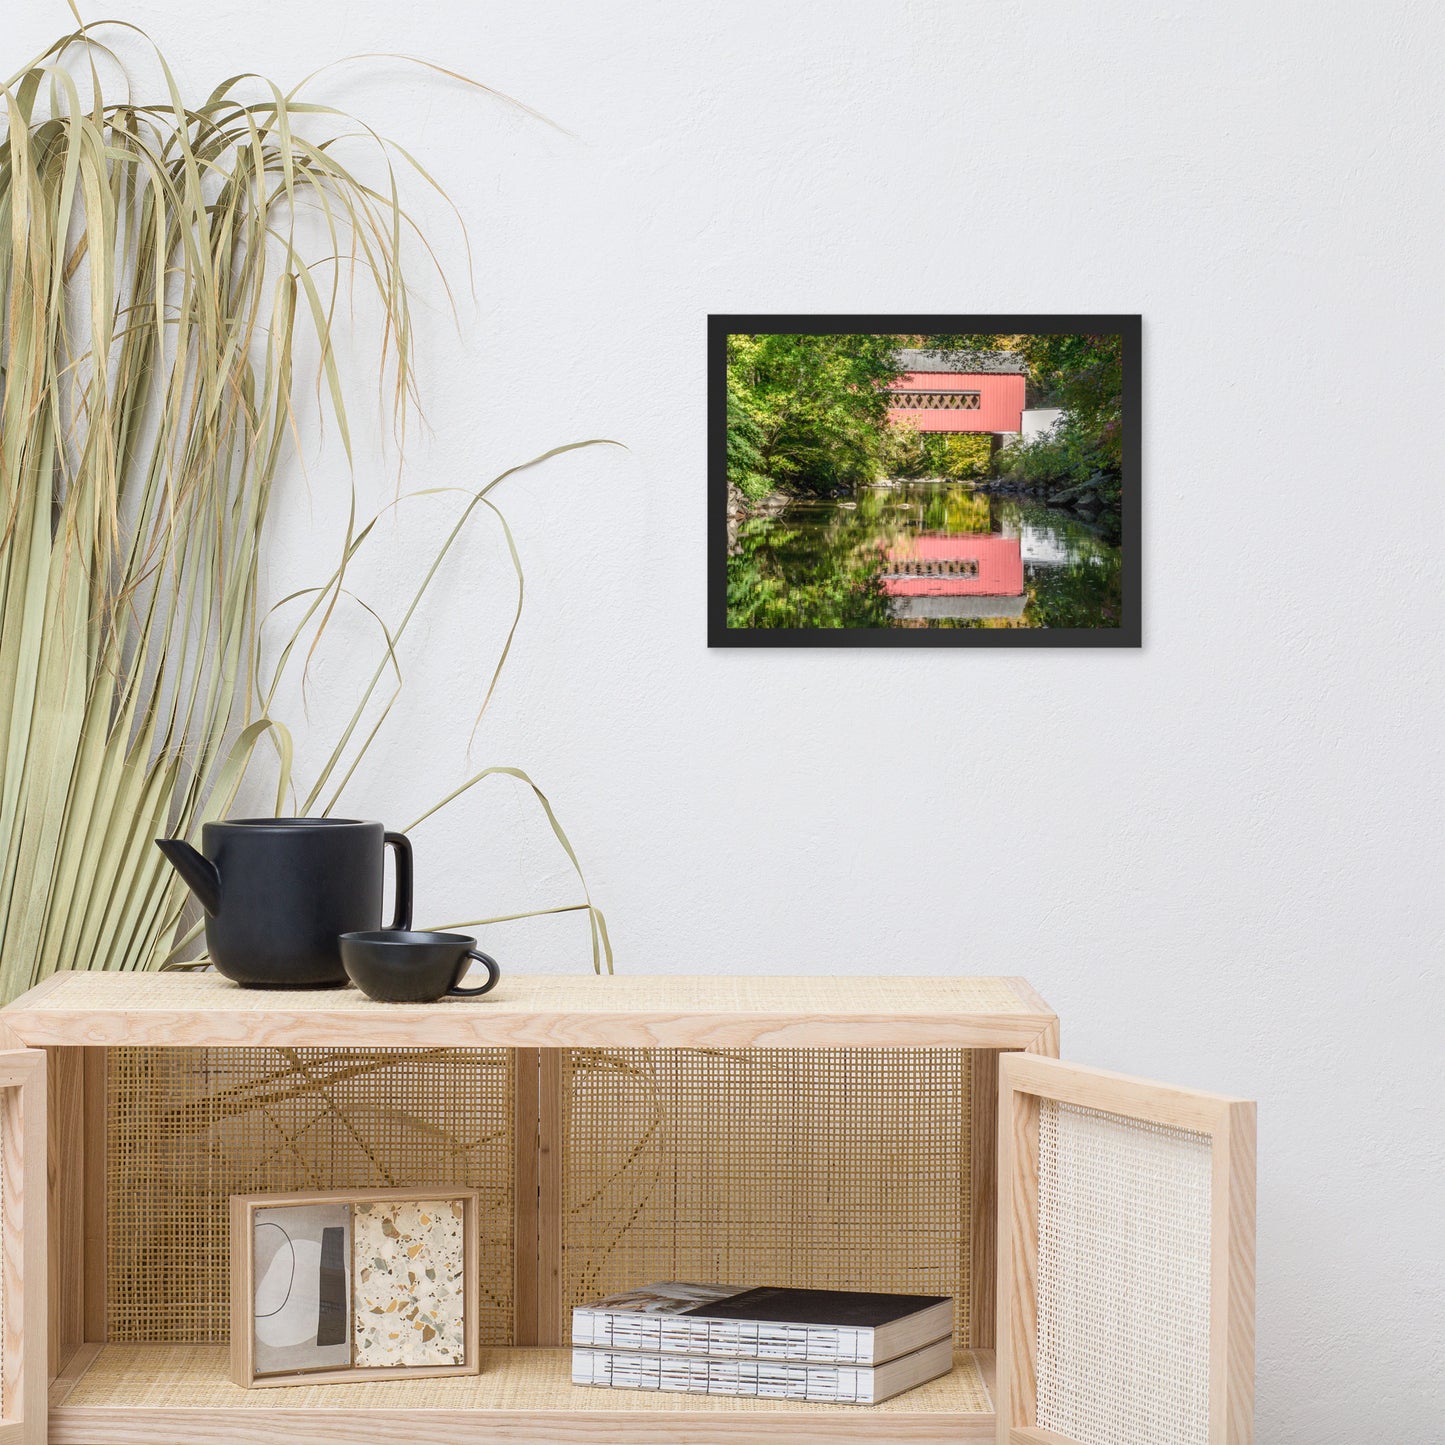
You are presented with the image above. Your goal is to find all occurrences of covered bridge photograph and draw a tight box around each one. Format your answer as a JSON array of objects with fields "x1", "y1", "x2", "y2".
[{"x1": 711, "y1": 314, "x2": 1139, "y2": 644}]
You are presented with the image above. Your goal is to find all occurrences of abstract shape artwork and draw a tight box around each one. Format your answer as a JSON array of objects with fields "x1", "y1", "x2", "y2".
[{"x1": 251, "y1": 1202, "x2": 353, "y2": 1376}]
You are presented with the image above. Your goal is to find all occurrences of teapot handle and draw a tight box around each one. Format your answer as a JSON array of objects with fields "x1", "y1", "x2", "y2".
[{"x1": 384, "y1": 831, "x2": 413, "y2": 931}]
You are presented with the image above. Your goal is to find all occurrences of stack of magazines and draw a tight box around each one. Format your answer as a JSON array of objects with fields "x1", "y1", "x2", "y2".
[{"x1": 571, "y1": 1282, "x2": 954, "y2": 1405}]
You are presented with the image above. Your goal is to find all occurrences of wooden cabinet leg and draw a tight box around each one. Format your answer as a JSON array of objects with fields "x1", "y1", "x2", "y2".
[
  {"x1": 537, "y1": 1048, "x2": 564, "y2": 1346},
  {"x1": 968, "y1": 1049, "x2": 998, "y2": 1352},
  {"x1": 513, "y1": 1048, "x2": 540, "y2": 1345},
  {"x1": 513, "y1": 1048, "x2": 566, "y2": 1347},
  {"x1": 83, "y1": 1047, "x2": 107, "y2": 1342},
  {"x1": 47, "y1": 1046, "x2": 108, "y2": 1378},
  {"x1": 48, "y1": 1047, "x2": 83, "y2": 1376}
]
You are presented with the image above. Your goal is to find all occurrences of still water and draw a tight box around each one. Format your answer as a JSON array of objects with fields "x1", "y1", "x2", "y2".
[{"x1": 727, "y1": 482, "x2": 1122, "y2": 630}]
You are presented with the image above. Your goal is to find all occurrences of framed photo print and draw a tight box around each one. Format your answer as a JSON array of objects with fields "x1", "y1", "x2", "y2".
[
  {"x1": 709, "y1": 314, "x2": 1140, "y2": 646},
  {"x1": 230, "y1": 1187, "x2": 480, "y2": 1387}
]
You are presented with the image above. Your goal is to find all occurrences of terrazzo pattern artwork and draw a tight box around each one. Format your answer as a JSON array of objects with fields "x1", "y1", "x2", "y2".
[{"x1": 352, "y1": 1198, "x2": 468, "y2": 1367}]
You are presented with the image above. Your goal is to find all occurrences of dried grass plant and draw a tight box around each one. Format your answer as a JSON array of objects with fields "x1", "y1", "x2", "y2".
[{"x1": 0, "y1": 15, "x2": 611, "y2": 1002}]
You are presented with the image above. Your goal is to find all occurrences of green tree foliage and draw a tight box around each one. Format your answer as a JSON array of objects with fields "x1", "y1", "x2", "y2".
[
  {"x1": 880, "y1": 422, "x2": 992, "y2": 480},
  {"x1": 725, "y1": 361, "x2": 772, "y2": 501},
  {"x1": 1017, "y1": 333, "x2": 1124, "y2": 472},
  {"x1": 725, "y1": 333, "x2": 899, "y2": 497},
  {"x1": 997, "y1": 418, "x2": 1110, "y2": 488}
]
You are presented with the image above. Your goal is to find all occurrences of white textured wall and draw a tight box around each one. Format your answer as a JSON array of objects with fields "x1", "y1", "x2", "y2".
[{"x1": 12, "y1": 2, "x2": 1444, "y2": 1437}]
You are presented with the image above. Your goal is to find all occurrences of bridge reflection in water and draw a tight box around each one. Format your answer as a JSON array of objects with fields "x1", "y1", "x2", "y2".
[
  {"x1": 725, "y1": 483, "x2": 1122, "y2": 630},
  {"x1": 881, "y1": 533, "x2": 1026, "y2": 621}
]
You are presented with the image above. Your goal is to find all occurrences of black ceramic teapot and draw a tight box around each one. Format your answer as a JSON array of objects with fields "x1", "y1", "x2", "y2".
[{"x1": 156, "y1": 818, "x2": 412, "y2": 988}]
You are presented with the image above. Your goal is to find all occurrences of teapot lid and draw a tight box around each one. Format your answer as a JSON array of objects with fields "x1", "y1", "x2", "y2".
[{"x1": 211, "y1": 817, "x2": 380, "y2": 829}]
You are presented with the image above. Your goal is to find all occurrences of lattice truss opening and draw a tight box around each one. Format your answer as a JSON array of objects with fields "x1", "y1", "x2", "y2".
[
  {"x1": 1036, "y1": 1100, "x2": 1213, "y2": 1445},
  {"x1": 883, "y1": 560, "x2": 981, "y2": 579},
  {"x1": 106, "y1": 1048, "x2": 514, "y2": 1345},
  {"x1": 561, "y1": 1048, "x2": 974, "y2": 1345},
  {"x1": 889, "y1": 391, "x2": 982, "y2": 410}
]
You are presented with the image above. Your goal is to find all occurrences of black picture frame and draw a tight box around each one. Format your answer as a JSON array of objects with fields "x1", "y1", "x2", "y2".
[{"x1": 707, "y1": 314, "x2": 1141, "y2": 648}]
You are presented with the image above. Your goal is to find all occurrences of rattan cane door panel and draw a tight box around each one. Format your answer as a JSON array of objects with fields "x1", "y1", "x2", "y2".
[
  {"x1": 105, "y1": 1048, "x2": 514, "y2": 1346},
  {"x1": 997, "y1": 1055, "x2": 1255, "y2": 1445},
  {"x1": 0, "y1": 1051, "x2": 45, "y2": 1445},
  {"x1": 559, "y1": 1047, "x2": 975, "y2": 1345}
]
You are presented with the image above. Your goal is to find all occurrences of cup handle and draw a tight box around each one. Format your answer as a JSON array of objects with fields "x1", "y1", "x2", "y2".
[
  {"x1": 449, "y1": 950, "x2": 500, "y2": 997},
  {"x1": 384, "y1": 831, "x2": 413, "y2": 931}
]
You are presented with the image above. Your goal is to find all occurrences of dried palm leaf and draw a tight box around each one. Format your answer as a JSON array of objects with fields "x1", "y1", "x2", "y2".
[{"x1": 0, "y1": 20, "x2": 611, "y2": 1001}]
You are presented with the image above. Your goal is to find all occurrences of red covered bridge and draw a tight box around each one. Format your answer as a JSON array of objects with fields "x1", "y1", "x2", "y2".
[{"x1": 886, "y1": 349, "x2": 1026, "y2": 435}]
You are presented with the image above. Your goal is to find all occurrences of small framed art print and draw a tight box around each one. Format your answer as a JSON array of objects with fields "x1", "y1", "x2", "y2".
[
  {"x1": 709, "y1": 314, "x2": 1141, "y2": 647},
  {"x1": 230, "y1": 1187, "x2": 480, "y2": 1387}
]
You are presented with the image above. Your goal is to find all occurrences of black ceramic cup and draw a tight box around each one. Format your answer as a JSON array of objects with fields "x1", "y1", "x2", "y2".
[{"x1": 338, "y1": 930, "x2": 501, "y2": 1003}]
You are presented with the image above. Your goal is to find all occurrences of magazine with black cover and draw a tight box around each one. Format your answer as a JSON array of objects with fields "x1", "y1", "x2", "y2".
[
  {"x1": 571, "y1": 1282, "x2": 954, "y2": 1366},
  {"x1": 572, "y1": 1335, "x2": 954, "y2": 1404}
]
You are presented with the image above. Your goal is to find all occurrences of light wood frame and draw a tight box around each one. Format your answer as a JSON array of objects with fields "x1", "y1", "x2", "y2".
[
  {"x1": 996, "y1": 1054, "x2": 1255, "y2": 1445},
  {"x1": 229, "y1": 1186, "x2": 481, "y2": 1388},
  {"x1": 0, "y1": 1049, "x2": 46, "y2": 1445}
]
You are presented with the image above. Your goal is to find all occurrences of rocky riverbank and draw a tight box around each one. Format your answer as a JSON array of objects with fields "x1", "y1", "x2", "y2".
[
  {"x1": 727, "y1": 483, "x2": 791, "y2": 547},
  {"x1": 728, "y1": 483, "x2": 790, "y2": 517},
  {"x1": 974, "y1": 473, "x2": 1116, "y2": 524}
]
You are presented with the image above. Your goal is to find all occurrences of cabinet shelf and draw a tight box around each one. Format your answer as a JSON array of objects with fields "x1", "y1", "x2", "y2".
[
  {"x1": 49, "y1": 1344, "x2": 997, "y2": 1444},
  {"x1": 3, "y1": 970, "x2": 1056, "y2": 1049}
]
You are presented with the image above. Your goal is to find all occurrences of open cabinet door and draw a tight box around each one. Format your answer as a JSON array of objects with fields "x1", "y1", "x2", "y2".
[
  {"x1": 0, "y1": 1051, "x2": 45, "y2": 1445},
  {"x1": 997, "y1": 1054, "x2": 1254, "y2": 1445}
]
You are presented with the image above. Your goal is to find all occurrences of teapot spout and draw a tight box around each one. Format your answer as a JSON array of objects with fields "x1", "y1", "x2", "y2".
[{"x1": 155, "y1": 838, "x2": 221, "y2": 915}]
